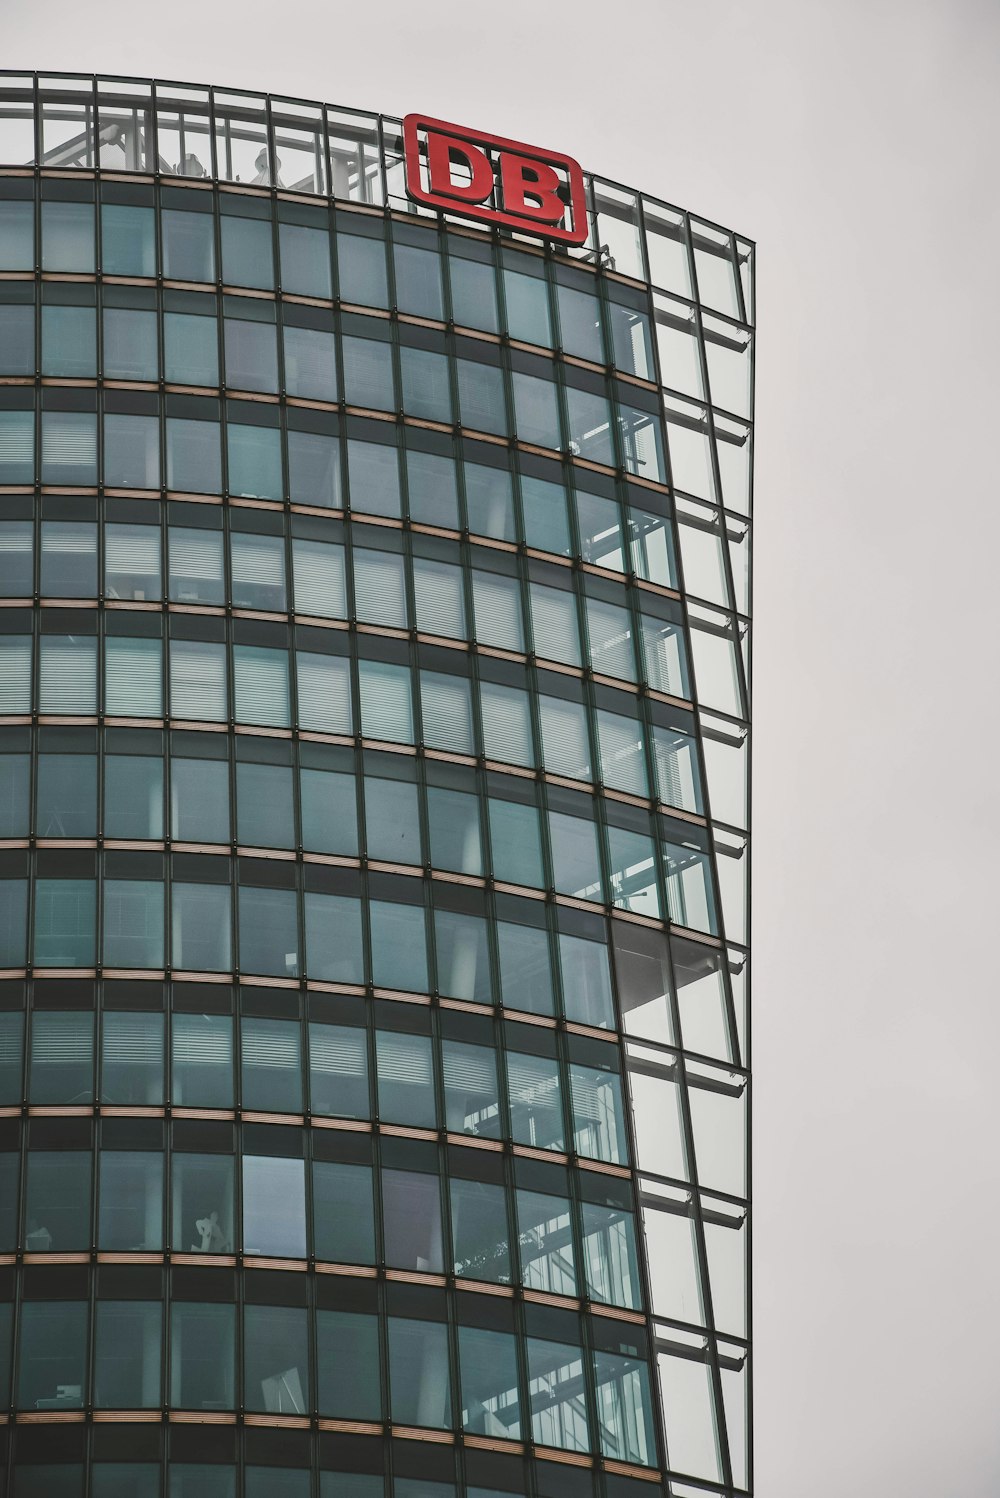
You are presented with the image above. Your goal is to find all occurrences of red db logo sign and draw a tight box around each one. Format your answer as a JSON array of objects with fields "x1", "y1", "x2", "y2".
[{"x1": 402, "y1": 114, "x2": 588, "y2": 247}]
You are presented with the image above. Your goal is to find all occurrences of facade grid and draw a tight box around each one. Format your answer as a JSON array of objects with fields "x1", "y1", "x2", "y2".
[{"x1": 0, "y1": 73, "x2": 753, "y2": 1498}]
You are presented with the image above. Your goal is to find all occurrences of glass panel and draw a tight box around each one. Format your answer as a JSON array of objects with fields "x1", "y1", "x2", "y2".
[
  {"x1": 238, "y1": 884, "x2": 299, "y2": 978},
  {"x1": 242, "y1": 1016, "x2": 302, "y2": 1113},
  {"x1": 593, "y1": 1347, "x2": 655, "y2": 1466},
  {"x1": 388, "y1": 1317, "x2": 451, "y2": 1427},
  {"x1": 382, "y1": 1167, "x2": 442, "y2": 1272},
  {"x1": 103, "y1": 879, "x2": 164, "y2": 967},
  {"x1": 526, "y1": 1336, "x2": 589, "y2": 1451},
  {"x1": 171, "y1": 1012, "x2": 234, "y2": 1105},
  {"x1": 171, "y1": 1152, "x2": 234, "y2": 1253},
  {"x1": 244, "y1": 1304, "x2": 309, "y2": 1413},
  {"x1": 33, "y1": 881, "x2": 97, "y2": 967},
  {"x1": 581, "y1": 1200, "x2": 640, "y2": 1309},
  {"x1": 98, "y1": 1150, "x2": 163, "y2": 1248},
  {"x1": 94, "y1": 1302, "x2": 161, "y2": 1408},
  {"x1": 450, "y1": 1177, "x2": 510, "y2": 1284},
  {"x1": 17, "y1": 1301, "x2": 87, "y2": 1410},
  {"x1": 170, "y1": 1301, "x2": 235, "y2": 1411},
  {"x1": 101, "y1": 1010, "x2": 164, "y2": 1104},
  {"x1": 376, "y1": 1029, "x2": 435, "y2": 1127},
  {"x1": 507, "y1": 1053, "x2": 564, "y2": 1151},
  {"x1": 459, "y1": 1324, "x2": 521, "y2": 1438},
  {"x1": 25, "y1": 1150, "x2": 91, "y2": 1250},
  {"x1": 317, "y1": 1309, "x2": 380, "y2": 1418},
  {"x1": 312, "y1": 1159, "x2": 374, "y2": 1264},
  {"x1": 309, "y1": 1021, "x2": 368, "y2": 1118},
  {"x1": 242, "y1": 1154, "x2": 306, "y2": 1257}
]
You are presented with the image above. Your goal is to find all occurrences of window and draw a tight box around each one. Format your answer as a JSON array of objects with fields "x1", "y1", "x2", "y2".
[
  {"x1": 242, "y1": 1154, "x2": 306, "y2": 1257},
  {"x1": 172, "y1": 1152, "x2": 233, "y2": 1253},
  {"x1": 169, "y1": 639, "x2": 227, "y2": 721},
  {"x1": 450, "y1": 1177, "x2": 510, "y2": 1283},
  {"x1": 233, "y1": 645, "x2": 290, "y2": 727},
  {"x1": 245, "y1": 1304, "x2": 309, "y2": 1414},
  {"x1": 39, "y1": 634, "x2": 97, "y2": 713},
  {"x1": 238, "y1": 884, "x2": 299, "y2": 977},
  {"x1": 507, "y1": 1051, "x2": 564, "y2": 1152},
  {"x1": 526, "y1": 1336, "x2": 589, "y2": 1451},
  {"x1": 292, "y1": 537, "x2": 346, "y2": 618},
  {"x1": 24, "y1": 1150, "x2": 91, "y2": 1250},
  {"x1": 242, "y1": 1016, "x2": 303, "y2": 1113},
  {"x1": 17, "y1": 1301, "x2": 88, "y2": 1410},
  {"x1": 309, "y1": 1023, "x2": 368, "y2": 1118},
  {"x1": 171, "y1": 1012, "x2": 233, "y2": 1105},
  {"x1": 103, "y1": 878, "x2": 164, "y2": 967},
  {"x1": 304, "y1": 891, "x2": 364, "y2": 983},
  {"x1": 101, "y1": 1010, "x2": 164, "y2": 1105},
  {"x1": 382, "y1": 1166, "x2": 443, "y2": 1272},
  {"x1": 312, "y1": 1158, "x2": 374, "y2": 1263},
  {"x1": 389, "y1": 1316, "x2": 452, "y2": 1427},
  {"x1": 173, "y1": 874, "x2": 235, "y2": 970},
  {"x1": 107, "y1": 410, "x2": 160, "y2": 491},
  {"x1": 98, "y1": 1151, "x2": 163, "y2": 1249},
  {"x1": 376, "y1": 1029, "x2": 436, "y2": 1127},
  {"x1": 318, "y1": 1310, "x2": 380, "y2": 1418},
  {"x1": 94, "y1": 1302, "x2": 161, "y2": 1409},
  {"x1": 105, "y1": 523, "x2": 162, "y2": 601},
  {"x1": 170, "y1": 1302, "x2": 235, "y2": 1411},
  {"x1": 33, "y1": 880, "x2": 96, "y2": 968},
  {"x1": 459, "y1": 1324, "x2": 520, "y2": 1437},
  {"x1": 105, "y1": 637, "x2": 163, "y2": 718}
]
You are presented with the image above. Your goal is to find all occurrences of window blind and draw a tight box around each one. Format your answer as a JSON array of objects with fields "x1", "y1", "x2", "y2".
[
  {"x1": 102, "y1": 1013, "x2": 162, "y2": 1068},
  {"x1": 0, "y1": 522, "x2": 32, "y2": 555},
  {"x1": 359, "y1": 659, "x2": 412, "y2": 743},
  {"x1": 292, "y1": 539, "x2": 346, "y2": 619},
  {"x1": 530, "y1": 584, "x2": 580, "y2": 666},
  {"x1": 295, "y1": 651, "x2": 351, "y2": 734},
  {"x1": 231, "y1": 533, "x2": 284, "y2": 589},
  {"x1": 105, "y1": 637, "x2": 163, "y2": 718},
  {"x1": 40, "y1": 523, "x2": 96, "y2": 559},
  {"x1": 0, "y1": 411, "x2": 33, "y2": 474},
  {"x1": 242, "y1": 1019, "x2": 299, "y2": 1071},
  {"x1": 31, "y1": 1010, "x2": 93, "y2": 1066},
  {"x1": 507, "y1": 1053, "x2": 561, "y2": 1109},
  {"x1": 169, "y1": 639, "x2": 227, "y2": 721},
  {"x1": 353, "y1": 548, "x2": 407, "y2": 628},
  {"x1": 479, "y1": 682, "x2": 532, "y2": 767},
  {"x1": 538, "y1": 696, "x2": 590, "y2": 781},
  {"x1": 105, "y1": 523, "x2": 161, "y2": 598},
  {"x1": 376, "y1": 1030, "x2": 433, "y2": 1086},
  {"x1": 652, "y1": 727, "x2": 691, "y2": 811},
  {"x1": 309, "y1": 1024, "x2": 367, "y2": 1081},
  {"x1": 420, "y1": 671, "x2": 473, "y2": 755},
  {"x1": 39, "y1": 636, "x2": 97, "y2": 714},
  {"x1": 0, "y1": 1013, "x2": 22, "y2": 1069},
  {"x1": 597, "y1": 710, "x2": 648, "y2": 797},
  {"x1": 233, "y1": 645, "x2": 290, "y2": 728},
  {"x1": 473, "y1": 571, "x2": 523, "y2": 652},
  {"x1": 413, "y1": 558, "x2": 464, "y2": 639},
  {"x1": 169, "y1": 527, "x2": 224, "y2": 600},
  {"x1": 586, "y1": 598, "x2": 635, "y2": 682},
  {"x1": 41, "y1": 412, "x2": 97, "y2": 468},
  {"x1": 172, "y1": 1015, "x2": 232, "y2": 1068},
  {"x1": 442, "y1": 1040, "x2": 495, "y2": 1094},
  {"x1": 640, "y1": 616, "x2": 687, "y2": 697},
  {"x1": 0, "y1": 637, "x2": 32, "y2": 713}
]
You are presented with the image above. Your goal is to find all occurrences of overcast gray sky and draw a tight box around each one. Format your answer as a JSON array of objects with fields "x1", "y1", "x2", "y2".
[{"x1": 8, "y1": 1, "x2": 1000, "y2": 1489}]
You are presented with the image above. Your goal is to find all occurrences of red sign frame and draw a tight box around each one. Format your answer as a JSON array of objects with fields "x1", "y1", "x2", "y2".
[{"x1": 402, "y1": 114, "x2": 588, "y2": 247}]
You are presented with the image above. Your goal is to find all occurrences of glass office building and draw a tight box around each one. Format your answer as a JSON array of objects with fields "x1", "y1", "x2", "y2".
[{"x1": 0, "y1": 75, "x2": 752, "y2": 1498}]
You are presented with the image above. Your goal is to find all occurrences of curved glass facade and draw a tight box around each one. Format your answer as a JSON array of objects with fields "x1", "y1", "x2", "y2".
[{"x1": 0, "y1": 74, "x2": 752, "y2": 1498}]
